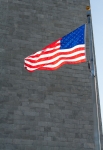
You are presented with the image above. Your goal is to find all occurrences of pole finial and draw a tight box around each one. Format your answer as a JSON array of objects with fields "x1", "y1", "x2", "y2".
[{"x1": 86, "y1": 6, "x2": 90, "y2": 10}]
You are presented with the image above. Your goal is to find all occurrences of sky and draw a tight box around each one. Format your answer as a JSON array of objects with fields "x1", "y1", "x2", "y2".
[{"x1": 90, "y1": 0, "x2": 103, "y2": 127}]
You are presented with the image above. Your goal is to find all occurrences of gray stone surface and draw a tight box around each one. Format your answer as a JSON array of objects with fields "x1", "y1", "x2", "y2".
[{"x1": 0, "y1": 0, "x2": 103, "y2": 149}]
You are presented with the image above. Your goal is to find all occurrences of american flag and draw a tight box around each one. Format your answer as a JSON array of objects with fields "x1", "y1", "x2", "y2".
[{"x1": 24, "y1": 24, "x2": 86, "y2": 72}]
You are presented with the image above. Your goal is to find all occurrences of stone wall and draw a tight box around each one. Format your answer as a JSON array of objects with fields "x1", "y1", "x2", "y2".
[{"x1": 0, "y1": 0, "x2": 102, "y2": 150}]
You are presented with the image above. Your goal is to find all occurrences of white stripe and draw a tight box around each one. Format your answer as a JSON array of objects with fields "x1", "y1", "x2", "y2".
[
  {"x1": 25, "y1": 50, "x2": 85, "y2": 66},
  {"x1": 60, "y1": 44, "x2": 85, "y2": 51},
  {"x1": 45, "y1": 45, "x2": 60, "y2": 51},
  {"x1": 25, "y1": 56, "x2": 86, "y2": 71},
  {"x1": 43, "y1": 56, "x2": 86, "y2": 68},
  {"x1": 44, "y1": 44, "x2": 85, "y2": 52},
  {"x1": 24, "y1": 66, "x2": 37, "y2": 71},
  {"x1": 56, "y1": 41, "x2": 60, "y2": 44},
  {"x1": 25, "y1": 50, "x2": 42, "y2": 59}
]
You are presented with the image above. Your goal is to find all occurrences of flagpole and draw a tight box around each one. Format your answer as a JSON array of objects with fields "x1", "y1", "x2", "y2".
[{"x1": 86, "y1": 6, "x2": 101, "y2": 150}]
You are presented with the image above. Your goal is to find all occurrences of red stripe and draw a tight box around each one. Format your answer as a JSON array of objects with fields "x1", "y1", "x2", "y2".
[
  {"x1": 25, "y1": 58, "x2": 86, "y2": 72},
  {"x1": 25, "y1": 53, "x2": 86, "y2": 69},
  {"x1": 39, "y1": 59, "x2": 86, "y2": 70},
  {"x1": 43, "y1": 39, "x2": 61, "y2": 50},
  {"x1": 25, "y1": 47, "x2": 85, "y2": 63},
  {"x1": 26, "y1": 44, "x2": 60, "y2": 59},
  {"x1": 43, "y1": 47, "x2": 85, "y2": 55}
]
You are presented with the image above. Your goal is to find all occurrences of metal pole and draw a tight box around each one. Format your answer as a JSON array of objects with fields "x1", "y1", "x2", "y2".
[{"x1": 86, "y1": 7, "x2": 101, "y2": 150}]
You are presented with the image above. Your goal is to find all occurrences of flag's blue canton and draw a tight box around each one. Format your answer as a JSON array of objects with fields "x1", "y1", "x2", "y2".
[{"x1": 60, "y1": 24, "x2": 85, "y2": 50}]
